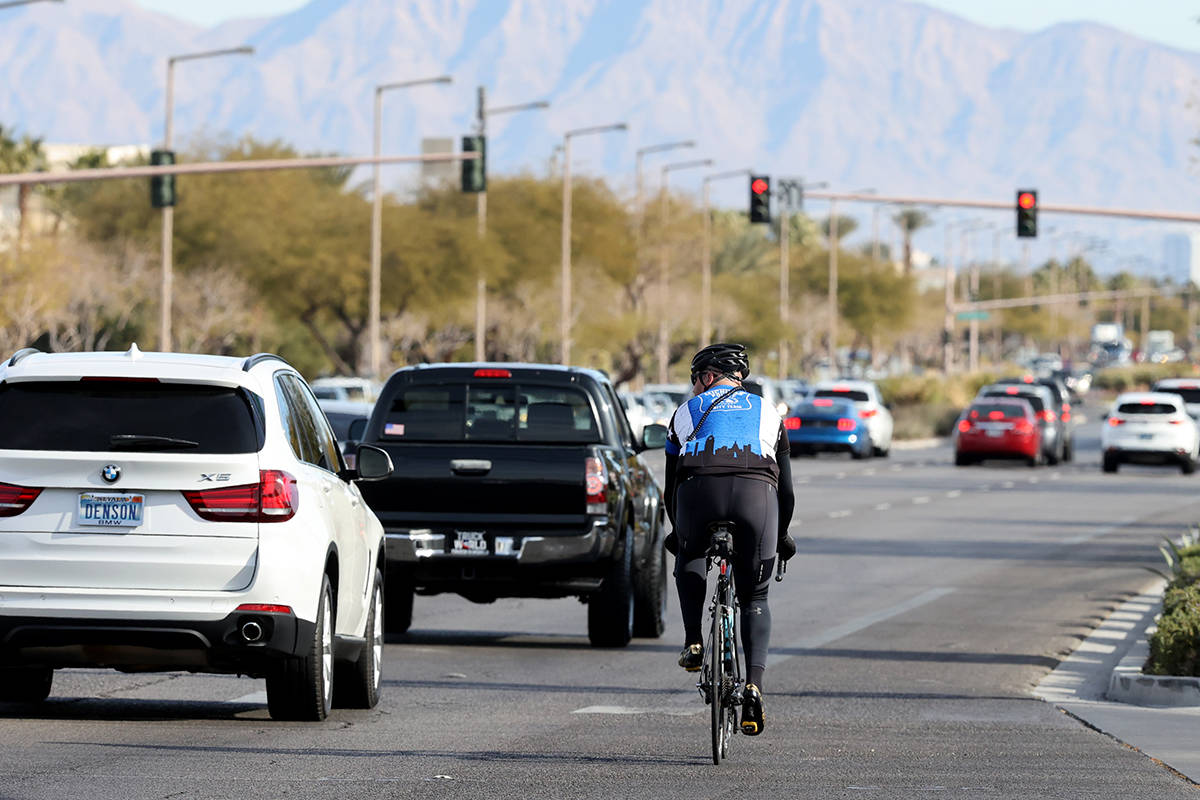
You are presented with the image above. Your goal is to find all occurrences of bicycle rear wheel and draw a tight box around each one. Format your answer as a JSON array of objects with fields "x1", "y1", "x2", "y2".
[{"x1": 709, "y1": 598, "x2": 725, "y2": 765}]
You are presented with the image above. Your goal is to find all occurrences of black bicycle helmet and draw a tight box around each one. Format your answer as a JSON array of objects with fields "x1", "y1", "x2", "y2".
[{"x1": 690, "y1": 342, "x2": 750, "y2": 381}]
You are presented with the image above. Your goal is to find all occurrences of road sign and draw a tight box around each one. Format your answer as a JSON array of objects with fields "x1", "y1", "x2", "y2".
[{"x1": 956, "y1": 311, "x2": 990, "y2": 321}]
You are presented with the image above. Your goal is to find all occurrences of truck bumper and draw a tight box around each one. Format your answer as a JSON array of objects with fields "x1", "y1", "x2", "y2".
[{"x1": 384, "y1": 517, "x2": 616, "y2": 566}]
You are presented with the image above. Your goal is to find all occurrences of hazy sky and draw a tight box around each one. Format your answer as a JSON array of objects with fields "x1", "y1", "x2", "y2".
[{"x1": 135, "y1": 1, "x2": 1200, "y2": 52}]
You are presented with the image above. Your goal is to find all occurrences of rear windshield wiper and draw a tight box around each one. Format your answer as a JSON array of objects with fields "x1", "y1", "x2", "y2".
[{"x1": 109, "y1": 434, "x2": 200, "y2": 450}]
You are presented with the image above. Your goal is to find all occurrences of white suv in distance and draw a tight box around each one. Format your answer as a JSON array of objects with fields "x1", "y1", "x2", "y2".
[
  {"x1": 1101, "y1": 391, "x2": 1200, "y2": 474},
  {"x1": 810, "y1": 379, "x2": 894, "y2": 457},
  {"x1": 0, "y1": 347, "x2": 393, "y2": 721}
]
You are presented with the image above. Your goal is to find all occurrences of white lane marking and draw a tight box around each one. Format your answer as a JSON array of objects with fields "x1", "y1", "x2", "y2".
[
  {"x1": 863, "y1": 469, "x2": 877, "y2": 476},
  {"x1": 1061, "y1": 515, "x2": 1140, "y2": 545},
  {"x1": 912, "y1": 496, "x2": 931, "y2": 504},
  {"x1": 768, "y1": 588, "x2": 956, "y2": 666},
  {"x1": 874, "y1": 502, "x2": 891, "y2": 511},
  {"x1": 829, "y1": 510, "x2": 853, "y2": 519},
  {"x1": 835, "y1": 472, "x2": 847, "y2": 480},
  {"x1": 945, "y1": 490, "x2": 962, "y2": 498},
  {"x1": 1028, "y1": 477, "x2": 1040, "y2": 484},
  {"x1": 978, "y1": 485, "x2": 991, "y2": 492},
  {"x1": 796, "y1": 478, "x2": 811, "y2": 484},
  {"x1": 1050, "y1": 472, "x2": 1062, "y2": 481},
  {"x1": 889, "y1": 465, "x2": 902, "y2": 472},
  {"x1": 573, "y1": 705, "x2": 700, "y2": 716},
  {"x1": 228, "y1": 690, "x2": 267, "y2": 704},
  {"x1": 1001, "y1": 481, "x2": 1015, "y2": 488}
]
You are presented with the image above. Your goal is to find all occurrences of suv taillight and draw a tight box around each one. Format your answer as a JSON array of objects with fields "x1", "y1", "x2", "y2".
[
  {"x1": 837, "y1": 418, "x2": 856, "y2": 432},
  {"x1": 1038, "y1": 410, "x2": 1057, "y2": 423},
  {"x1": 183, "y1": 470, "x2": 298, "y2": 523},
  {"x1": 0, "y1": 482, "x2": 41, "y2": 517},
  {"x1": 585, "y1": 456, "x2": 607, "y2": 515}
]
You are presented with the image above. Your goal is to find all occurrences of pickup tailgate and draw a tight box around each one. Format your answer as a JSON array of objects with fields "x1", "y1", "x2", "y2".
[{"x1": 358, "y1": 443, "x2": 593, "y2": 528}]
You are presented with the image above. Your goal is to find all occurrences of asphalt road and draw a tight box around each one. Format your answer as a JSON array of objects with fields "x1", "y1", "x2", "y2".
[{"x1": 2, "y1": 407, "x2": 1198, "y2": 799}]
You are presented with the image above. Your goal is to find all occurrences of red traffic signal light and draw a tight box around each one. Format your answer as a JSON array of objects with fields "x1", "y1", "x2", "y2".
[
  {"x1": 751, "y1": 178, "x2": 769, "y2": 195},
  {"x1": 749, "y1": 175, "x2": 770, "y2": 224},
  {"x1": 1017, "y1": 191, "x2": 1036, "y2": 210},
  {"x1": 1016, "y1": 189, "x2": 1037, "y2": 238}
]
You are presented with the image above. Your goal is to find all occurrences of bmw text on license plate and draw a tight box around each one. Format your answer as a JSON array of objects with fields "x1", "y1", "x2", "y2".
[
  {"x1": 78, "y1": 493, "x2": 145, "y2": 528},
  {"x1": 453, "y1": 531, "x2": 488, "y2": 555}
]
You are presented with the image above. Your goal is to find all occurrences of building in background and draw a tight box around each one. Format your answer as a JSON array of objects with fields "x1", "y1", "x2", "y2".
[{"x1": 1162, "y1": 231, "x2": 1200, "y2": 286}]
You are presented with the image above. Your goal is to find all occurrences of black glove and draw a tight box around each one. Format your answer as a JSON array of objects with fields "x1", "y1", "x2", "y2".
[
  {"x1": 664, "y1": 531, "x2": 679, "y2": 556},
  {"x1": 777, "y1": 533, "x2": 797, "y2": 562}
]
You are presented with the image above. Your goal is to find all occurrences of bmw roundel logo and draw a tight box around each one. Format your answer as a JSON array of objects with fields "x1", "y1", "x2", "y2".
[{"x1": 101, "y1": 464, "x2": 121, "y2": 484}]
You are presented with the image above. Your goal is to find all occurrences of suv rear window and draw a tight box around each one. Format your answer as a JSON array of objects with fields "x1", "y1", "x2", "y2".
[
  {"x1": 0, "y1": 381, "x2": 264, "y2": 453},
  {"x1": 982, "y1": 390, "x2": 1045, "y2": 414},
  {"x1": 383, "y1": 383, "x2": 601, "y2": 443},
  {"x1": 1118, "y1": 403, "x2": 1177, "y2": 415},
  {"x1": 814, "y1": 389, "x2": 870, "y2": 402}
]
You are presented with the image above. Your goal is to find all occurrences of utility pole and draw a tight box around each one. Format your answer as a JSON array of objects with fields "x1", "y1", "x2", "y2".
[
  {"x1": 475, "y1": 86, "x2": 487, "y2": 361},
  {"x1": 943, "y1": 222, "x2": 955, "y2": 374},
  {"x1": 828, "y1": 200, "x2": 839, "y2": 373},
  {"x1": 780, "y1": 202, "x2": 790, "y2": 380},
  {"x1": 655, "y1": 158, "x2": 711, "y2": 382},
  {"x1": 700, "y1": 168, "x2": 750, "y2": 346}
]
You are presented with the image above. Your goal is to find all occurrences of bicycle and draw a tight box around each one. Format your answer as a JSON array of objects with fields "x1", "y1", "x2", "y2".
[{"x1": 698, "y1": 520, "x2": 787, "y2": 765}]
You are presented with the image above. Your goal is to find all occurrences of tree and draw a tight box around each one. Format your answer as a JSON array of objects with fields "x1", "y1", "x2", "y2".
[
  {"x1": 821, "y1": 214, "x2": 858, "y2": 242},
  {"x1": 0, "y1": 124, "x2": 46, "y2": 247},
  {"x1": 892, "y1": 207, "x2": 932, "y2": 275}
]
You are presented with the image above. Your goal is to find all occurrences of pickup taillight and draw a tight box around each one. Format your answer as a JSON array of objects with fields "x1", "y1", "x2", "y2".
[
  {"x1": 585, "y1": 456, "x2": 607, "y2": 515},
  {"x1": 183, "y1": 470, "x2": 298, "y2": 523},
  {"x1": 0, "y1": 482, "x2": 42, "y2": 517}
]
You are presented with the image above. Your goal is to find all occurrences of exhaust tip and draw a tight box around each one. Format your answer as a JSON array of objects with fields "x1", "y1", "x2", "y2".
[{"x1": 240, "y1": 620, "x2": 264, "y2": 643}]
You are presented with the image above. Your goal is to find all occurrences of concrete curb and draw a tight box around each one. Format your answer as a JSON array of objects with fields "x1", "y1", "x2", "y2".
[
  {"x1": 1108, "y1": 610, "x2": 1200, "y2": 708},
  {"x1": 891, "y1": 437, "x2": 948, "y2": 451}
]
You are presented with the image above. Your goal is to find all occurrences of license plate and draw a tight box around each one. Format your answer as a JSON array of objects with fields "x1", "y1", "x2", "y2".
[
  {"x1": 78, "y1": 492, "x2": 144, "y2": 528},
  {"x1": 987, "y1": 430, "x2": 1005, "y2": 438},
  {"x1": 1139, "y1": 433, "x2": 1155, "y2": 440},
  {"x1": 452, "y1": 531, "x2": 488, "y2": 555}
]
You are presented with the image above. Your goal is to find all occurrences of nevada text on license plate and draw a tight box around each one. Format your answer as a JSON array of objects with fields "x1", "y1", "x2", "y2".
[{"x1": 78, "y1": 493, "x2": 144, "y2": 528}]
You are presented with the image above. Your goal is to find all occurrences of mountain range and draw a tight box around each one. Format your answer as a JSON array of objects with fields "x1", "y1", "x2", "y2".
[{"x1": 3, "y1": 0, "x2": 1199, "y2": 266}]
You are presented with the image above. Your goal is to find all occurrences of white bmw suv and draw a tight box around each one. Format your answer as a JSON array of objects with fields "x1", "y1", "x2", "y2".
[
  {"x1": 1101, "y1": 391, "x2": 1200, "y2": 474},
  {"x1": 0, "y1": 346, "x2": 392, "y2": 721}
]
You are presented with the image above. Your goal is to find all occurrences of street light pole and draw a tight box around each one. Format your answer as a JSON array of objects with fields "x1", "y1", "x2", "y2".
[
  {"x1": 560, "y1": 122, "x2": 627, "y2": 365},
  {"x1": 160, "y1": 45, "x2": 253, "y2": 353},
  {"x1": 656, "y1": 158, "x2": 712, "y2": 382},
  {"x1": 366, "y1": 74, "x2": 451, "y2": 378},
  {"x1": 701, "y1": 168, "x2": 751, "y2": 345},
  {"x1": 473, "y1": 95, "x2": 548, "y2": 361}
]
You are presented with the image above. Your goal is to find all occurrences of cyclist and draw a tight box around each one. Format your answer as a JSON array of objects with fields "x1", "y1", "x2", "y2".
[{"x1": 663, "y1": 343, "x2": 797, "y2": 736}]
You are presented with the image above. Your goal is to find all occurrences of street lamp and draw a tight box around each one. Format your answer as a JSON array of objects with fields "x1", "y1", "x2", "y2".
[
  {"x1": 367, "y1": 75, "x2": 452, "y2": 378},
  {"x1": 473, "y1": 92, "x2": 549, "y2": 362},
  {"x1": 159, "y1": 45, "x2": 254, "y2": 353},
  {"x1": 560, "y1": 122, "x2": 627, "y2": 365},
  {"x1": 635, "y1": 141, "x2": 695, "y2": 227},
  {"x1": 0, "y1": 0, "x2": 62, "y2": 9},
  {"x1": 656, "y1": 158, "x2": 712, "y2": 382},
  {"x1": 701, "y1": 168, "x2": 752, "y2": 345}
]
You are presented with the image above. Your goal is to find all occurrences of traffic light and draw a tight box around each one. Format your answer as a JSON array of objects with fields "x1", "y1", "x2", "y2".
[
  {"x1": 461, "y1": 135, "x2": 486, "y2": 193},
  {"x1": 150, "y1": 149, "x2": 176, "y2": 208},
  {"x1": 749, "y1": 175, "x2": 770, "y2": 224},
  {"x1": 1016, "y1": 189, "x2": 1037, "y2": 238}
]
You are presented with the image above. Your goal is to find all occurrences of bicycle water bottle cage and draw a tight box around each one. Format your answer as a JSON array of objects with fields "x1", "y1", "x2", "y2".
[{"x1": 706, "y1": 521, "x2": 736, "y2": 560}]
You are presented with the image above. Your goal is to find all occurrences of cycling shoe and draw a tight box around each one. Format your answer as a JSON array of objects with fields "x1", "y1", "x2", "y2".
[
  {"x1": 677, "y1": 643, "x2": 703, "y2": 672},
  {"x1": 741, "y1": 683, "x2": 765, "y2": 735}
]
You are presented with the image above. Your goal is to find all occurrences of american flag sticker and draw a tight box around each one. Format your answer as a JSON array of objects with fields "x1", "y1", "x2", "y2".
[{"x1": 384, "y1": 423, "x2": 405, "y2": 436}]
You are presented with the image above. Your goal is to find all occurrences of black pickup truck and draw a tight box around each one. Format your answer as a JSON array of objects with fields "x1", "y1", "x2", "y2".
[{"x1": 356, "y1": 363, "x2": 669, "y2": 647}]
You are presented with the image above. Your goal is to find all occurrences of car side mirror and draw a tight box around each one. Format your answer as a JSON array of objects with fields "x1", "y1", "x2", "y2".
[
  {"x1": 641, "y1": 423, "x2": 669, "y2": 451},
  {"x1": 354, "y1": 444, "x2": 393, "y2": 481}
]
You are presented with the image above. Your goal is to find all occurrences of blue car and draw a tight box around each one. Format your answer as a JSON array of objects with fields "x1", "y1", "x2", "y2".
[{"x1": 784, "y1": 398, "x2": 873, "y2": 459}]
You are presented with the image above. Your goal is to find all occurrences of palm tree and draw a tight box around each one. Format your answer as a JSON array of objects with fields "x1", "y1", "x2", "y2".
[
  {"x1": 0, "y1": 124, "x2": 46, "y2": 247},
  {"x1": 821, "y1": 214, "x2": 859, "y2": 242},
  {"x1": 892, "y1": 207, "x2": 931, "y2": 275}
]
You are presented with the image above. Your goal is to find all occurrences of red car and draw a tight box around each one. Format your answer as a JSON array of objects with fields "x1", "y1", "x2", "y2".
[{"x1": 955, "y1": 398, "x2": 1043, "y2": 466}]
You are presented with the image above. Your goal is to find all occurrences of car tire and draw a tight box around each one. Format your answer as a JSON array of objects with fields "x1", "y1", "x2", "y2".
[
  {"x1": 633, "y1": 517, "x2": 667, "y2": 639},
  {"x1": 1182, "y1": 458, "x2": 1196, "y2": 476},
  {"x1": 873, "y1": 446, "x2": 890, "y2": 458},
  {"x1": 0, "y1": 667, "x2": 52, "y2": 704},
  {"x1": 384, "y1": 567, "x2": 414, "y2": 636},
  {"x1": 955, "y1": 452, "x2": 972, "y2": 467},
  {"x1": 588, "y1": 524, "x2": 635, "y2": 648},
  {"x1": 1102, "y1": 454, "x2": 1119, "y2": 474},
  {"x1": 267, "y1": 576, "x2": 334, "y2": 722},
  {"x1": 851, "y1": 446, "x2": 869, "y2": 460},
  {"x1": 334, "y1": 568, "x2": 383, "y2": 709},
  {"x1": 1046, "y1": 442, "x2": 1061, "y2": 466},
  {"x1": 1063, "y1": 439, "x2": 1074, "y2": 463}
]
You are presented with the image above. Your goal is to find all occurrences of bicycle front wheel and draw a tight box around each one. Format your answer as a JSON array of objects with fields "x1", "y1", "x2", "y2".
[{"x1": 709, "y1": 600, "x2": 726, "y2": 765}]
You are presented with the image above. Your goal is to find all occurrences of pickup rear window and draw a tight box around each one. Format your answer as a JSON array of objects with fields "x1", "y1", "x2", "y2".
[
  {"x1": 1155, "y1": 387, "x2": 1200, "y2": 404},
  {"x1": 0, "y1": 381, "x2": 264, "y2": 453},
  {"x1": 382, "y1": 383, "x2": 601, "y2": 443}
]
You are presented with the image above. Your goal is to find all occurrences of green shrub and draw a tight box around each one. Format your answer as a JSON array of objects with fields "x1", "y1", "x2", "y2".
[
  {"x1": 1147, "y1": 582, "x2": 1200, "y2": 677},
  {"x1": 890, "y1": 403, "x2": 962, "y2": 440},
  {"x1": 1093, "y1": 364, "x2": 1198, "y2": 393}
]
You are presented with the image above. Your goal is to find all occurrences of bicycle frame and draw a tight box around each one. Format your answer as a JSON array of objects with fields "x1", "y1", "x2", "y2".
[{"x1": 699, "y1": 526, "x2": 743, "y2": 765}]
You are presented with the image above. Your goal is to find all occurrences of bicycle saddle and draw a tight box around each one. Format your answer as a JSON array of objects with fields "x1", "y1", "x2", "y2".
[{"x1": 706, "y1": 521, "x2": 736, "y2": 559}]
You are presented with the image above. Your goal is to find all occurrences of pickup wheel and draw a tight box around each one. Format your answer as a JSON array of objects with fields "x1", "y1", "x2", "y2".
[
  {"x1": 633, "y1": 516, "x2": 667, "y2": 639},
  {"x1": 384, "y1": 567, "x2": 414, "y2": 635},
  {"x1": 0, "y1": 667, "x2": 53, "y2": 704},
  {"x1": 588, "y1": 526, "x2": 635, "y2": 648}
]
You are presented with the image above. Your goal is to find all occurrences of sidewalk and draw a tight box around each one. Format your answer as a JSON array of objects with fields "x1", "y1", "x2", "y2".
[{"x1": 1034, "y1": 582, "x2": 1200, "y2": 784}]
